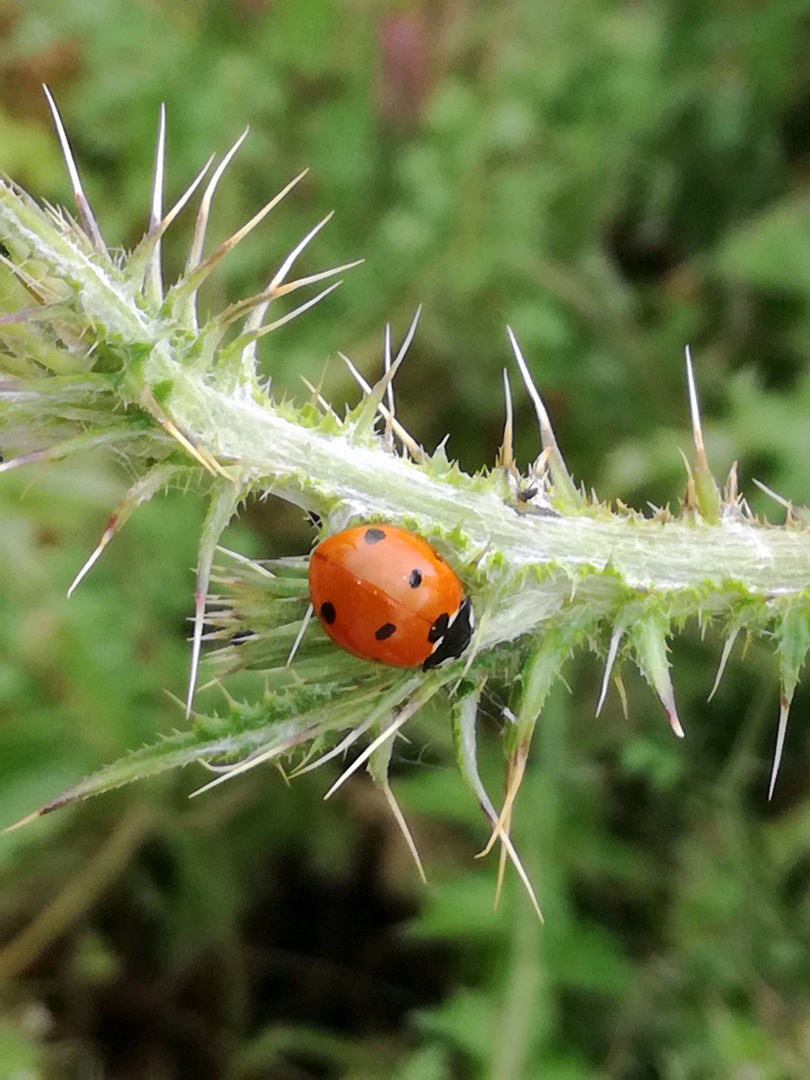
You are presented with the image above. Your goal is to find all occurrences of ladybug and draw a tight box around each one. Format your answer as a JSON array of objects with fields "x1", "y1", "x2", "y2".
[{"x1": 308, "y1": 524, "x2": 474, "y2": 670}]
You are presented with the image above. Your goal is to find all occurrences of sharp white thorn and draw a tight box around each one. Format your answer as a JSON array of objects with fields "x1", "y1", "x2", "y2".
[
  {"x1": 477, "y1": 753, "x2": 525, "y2": 859},
  {"x1": 275, "y1": 260, "x2": 363, "y2": 295},
  {"x1": 338, "y1": 339, "x2": 425, "y2": 460},
  {"x1": 339, "y1": 351, "x2": 372, "y2": 394},
  {"x1": 266, "y1": 212, "x2": 334, "y2": 293},
  {"x1": 185, "y1": 591, "x2": 206, "y2": 717},
  {"x1": 222, "y1": 168, "x2": 309, "y2": 256},
  {"x1": 148, "y1": 154, "x2": 214, "y2": 248},
  {"x1": 225, "y1": 258, "x2": 360, "y2": 333},
  {"x1": 243, "y1": 280, "x2": 342, "y2": 342},
  {"x1": 286, "y1": 604, "x2": 313, "y2": 666},
  {"x1": 596, "y1": 629, "x2": 623, "y2": 716},
  {"x1": 383, "y1": 322, "x2": 395, "y2": 417},
  {"x1": 187, "y1": 126, "x2": 250, "y2": 274},
  {"x1": 190, "y1": 741, "x2": 291, "y2": 798},
  {"x1": 67, "y1": 529, "x2": 113, "y2": 598},
  {"x1": 150, "y1": 103, "x2": 166, "y2": 230},
  {"x1": 506, "y1": 326, "x2": 554, "y2": 448},
  {"x1": 187, "y1": 167, "x2": 310, "y2": 298},
  {"x1": 684, "y1": 345, "x2": 705, "y2": 456},
  {"x1": 324, "y1": 708, "x2": 415, "y2": 801},
  {"x1": 501, "y1": 368, "x2": 514, "y2": 465},
  {"x1": 42, "y1": 84, "x2": 106, "y2": 252},
  {"x1": 43, "y1": 85, "x2": 82, "y2": 199},
  {"x1": 198, "y1": 751, "x2": 261, "y2": 775},
  {"x1": 215, "y1": 545, "x2": 276, "y2": 576},
  {"x1": 768, "y1": 698, "x2": 791, "y2": 800},
  {"x1": 380, "y1": 781, "x2": 427, "y2": 884},
  {"x1": 395, "y1": 305, "x2": 422, "y2": 365},
  {"x1": 752, "y1": 477, "x2": 792, "y2": 511},
  {"x1": 708, "y1": 628, "x2": 739, "y2": 702},
  {"x1": 289, "y1": 717, "x2": 376, "y2": 779},
  {"x1": 147, "y1": 103, "x2": 167, "y2": 300},
  {"x1": 492, "y1": 822, "x2": 544, "y2": 923}
]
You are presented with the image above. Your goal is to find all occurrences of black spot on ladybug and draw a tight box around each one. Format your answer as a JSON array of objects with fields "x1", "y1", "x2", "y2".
[
  {"x1": 409, "y1": 568, "x2": 422, "y2": 588},
  {"x1": 422, "y1": 597, "x2": 474, "y2": 671},
  {"x1": 427, "y1": 612, "x2": 449, "y2": 644},
  {"x1": 364, "y1": 528, "x2": 386, "y2": 544},
  {"x1": 320, "y1": 601, "x2": 336, "y2": 625},
  {"x1": 375, "y1": 622, "x2": 396, "y2": 640}
]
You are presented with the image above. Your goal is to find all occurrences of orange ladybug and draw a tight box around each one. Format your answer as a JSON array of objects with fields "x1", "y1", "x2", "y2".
[{"x1": 308, "y1": 524, "x2": 474, "y2": 670}]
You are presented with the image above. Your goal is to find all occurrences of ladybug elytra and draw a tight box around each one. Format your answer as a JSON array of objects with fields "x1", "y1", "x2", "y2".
[{"x1": 308, "y1": 524, "x2": 474, "y2": 670}]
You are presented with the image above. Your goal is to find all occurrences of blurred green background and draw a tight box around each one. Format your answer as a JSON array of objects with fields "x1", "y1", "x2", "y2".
[{"x1": 2, "y1": 1, "x2": 810, "y2": 1076}]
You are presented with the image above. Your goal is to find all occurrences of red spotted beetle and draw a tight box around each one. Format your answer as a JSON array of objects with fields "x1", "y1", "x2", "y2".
[{"x1": 308, "y1": 524, "x2": 474, "y2": 670}]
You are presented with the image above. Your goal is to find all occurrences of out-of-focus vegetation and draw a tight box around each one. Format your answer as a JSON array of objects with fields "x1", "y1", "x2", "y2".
[{"x1": 2, "y1": 1, "x2": 810, "y2": 1076}]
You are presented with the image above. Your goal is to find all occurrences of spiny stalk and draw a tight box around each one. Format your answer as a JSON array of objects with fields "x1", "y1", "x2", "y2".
[{"x1": 2, "y1": 91, "x2": 810, "y2": 914}]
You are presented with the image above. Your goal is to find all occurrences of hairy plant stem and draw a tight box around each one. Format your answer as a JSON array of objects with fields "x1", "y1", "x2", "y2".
[
  {"x1": 180, "y1": 372, "x2": 810, "y2": 600},
  {"x1": 3, "y1": 95, "x2": 810, "y2": 874}
]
